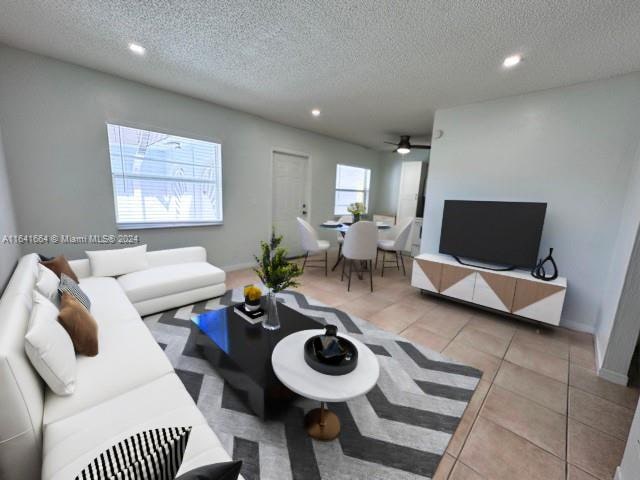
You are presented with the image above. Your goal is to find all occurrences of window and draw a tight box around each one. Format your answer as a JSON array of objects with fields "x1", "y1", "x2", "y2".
[
  {"x1": 334, "y1": 164, "x2": 371, "y2": 215},
  {"x1": 106, "y1": 124, "x2": 222, "y2": 229}
]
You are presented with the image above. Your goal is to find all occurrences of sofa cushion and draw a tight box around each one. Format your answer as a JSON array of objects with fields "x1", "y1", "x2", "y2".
[
  {"x1": 41, "y1": 255, "x2": 79, "y2": 283},
  {"x1": 68, "y1": 258, "x2": 91, "y2": 280},
  {"x1": 24, "y1": 292, "x2": 76, "y2": 396},
  {"x1": 57, "y1": 292, "x2": 99, "y2": 357},
  {"x1": 76, "y1": 426, "x2": 192, "y2": 480},
  {"x1": 42, "y1": 374, "x2": 234, "y2": 480},
  {"x1": 58, "y1": 273, "x2": 91, "y2": 310},
  {"x1": 86, "y1": 244, "x2": 149, "y2": 277},
  {"x1": 118, "y1": 262, "x2": 225, "y2": 304},
  {"x1": 78, "y1": 277, "x2": 140, "y2": 328},
  {"x1": 133, "y1": 284, "x2": 227, "y2": 317},
  {"x1": 35, "y1": 264, "x2": 60, "y2": 305},
  {"x1": 43, "y1": 321, "x2": 173, "y2": 425}
]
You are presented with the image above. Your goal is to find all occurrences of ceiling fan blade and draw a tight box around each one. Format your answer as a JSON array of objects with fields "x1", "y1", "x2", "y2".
[
  {"x1": 411, "y1": 145, "x2": 431, "y2": 149},
  {"x1": 383, "y1": 141, "x2": 398, "y2": 145}
]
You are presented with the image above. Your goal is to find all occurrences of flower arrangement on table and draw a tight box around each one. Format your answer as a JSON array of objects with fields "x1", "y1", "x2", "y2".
[
  {"x1": 347, "y1": 202, "x2": 366, "y2": 222},
  {"x1": 254, "y1": 229, "x2": 303, "y2": 329},
  {"x1": 243, "y1": 284, "x2": 263, "y2": 311}
]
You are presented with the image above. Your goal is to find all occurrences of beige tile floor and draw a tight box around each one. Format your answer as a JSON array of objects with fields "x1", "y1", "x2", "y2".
[{"x1": 226, "y1": 252, "x2": 640, "y2": 480}]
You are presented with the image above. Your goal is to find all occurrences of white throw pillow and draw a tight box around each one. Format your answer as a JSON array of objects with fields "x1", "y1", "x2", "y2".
[
  {"x1": 35, "y1": 263, "x2": 60, "y2": 304},
  {"x1": 25, "y1": 291, "x2": 76, "y2": 395},
  {"x1": 86, "y1": 244, "x2": 149, "y2": 277}
]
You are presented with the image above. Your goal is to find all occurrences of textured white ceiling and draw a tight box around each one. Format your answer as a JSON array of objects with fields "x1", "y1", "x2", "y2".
[{"x1": 1, "y1": 1, "x2": 640, "y2": 149}]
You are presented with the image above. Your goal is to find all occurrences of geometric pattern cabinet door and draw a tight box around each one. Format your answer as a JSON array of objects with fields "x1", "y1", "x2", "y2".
[
  {"x1": 511, "y1": 279, "x2": 566, "y2": 326},
  {"x1": 411, "y1": 259, "x2": 442, "y2": 292},
  {"x1": 411, "y1": 253, "x2": 567, "y2": 327},
  {"x1": 439, "y1": 264, "x2": 476, "y2": 302},
  {"x1": 472, "y1": 271, "x2": 516, "y2": 312}
]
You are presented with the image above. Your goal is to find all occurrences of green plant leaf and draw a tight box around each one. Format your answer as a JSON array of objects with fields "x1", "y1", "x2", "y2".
[{"x1": 254, "y1": 228, "x2": 303, "y2": 292}]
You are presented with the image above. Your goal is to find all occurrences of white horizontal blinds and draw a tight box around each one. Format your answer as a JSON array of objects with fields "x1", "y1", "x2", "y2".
[
  {"x1": 107, "y1": 124, "x2": 222, "y2": 227},
  {"x1": 334, "y1": 164, "x2": 371, "y2": 215}
]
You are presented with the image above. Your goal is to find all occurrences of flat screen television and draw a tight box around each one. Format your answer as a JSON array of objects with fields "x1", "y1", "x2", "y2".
[{"x1": 439, "y1": 200, "x2": 547, "y2": 269}]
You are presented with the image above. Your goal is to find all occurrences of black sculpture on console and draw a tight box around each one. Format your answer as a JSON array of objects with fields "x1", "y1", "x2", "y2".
[{"x1": 531, "y1": 248, "x2": 558, "y2": 281}]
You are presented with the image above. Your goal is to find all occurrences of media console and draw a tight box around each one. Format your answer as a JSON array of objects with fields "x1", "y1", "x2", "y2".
[{"x1": 411, "y1": 253, "x2": 567, "y2": 326}]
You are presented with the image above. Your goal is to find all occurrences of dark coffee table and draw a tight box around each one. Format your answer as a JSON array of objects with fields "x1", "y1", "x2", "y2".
[{"x1": 191, "y1": 298, "x2": 322, "y2": 419}]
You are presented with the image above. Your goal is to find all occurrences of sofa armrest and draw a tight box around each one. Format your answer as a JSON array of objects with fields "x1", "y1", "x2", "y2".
[
  {"x1": 69, "y1": 259, "x2": 91, "y2": 279},
  {"x1": 146, "y1": 246, "x2": 207, "y2": 267}
]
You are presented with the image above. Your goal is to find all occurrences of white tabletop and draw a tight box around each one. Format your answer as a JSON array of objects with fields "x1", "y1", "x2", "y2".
[
  {"x1": 271, "y1": 329, "x2": 380, "y2": 403},
  {"x1": 320, "y1": 221, "x2": 391, "y2": 231}
]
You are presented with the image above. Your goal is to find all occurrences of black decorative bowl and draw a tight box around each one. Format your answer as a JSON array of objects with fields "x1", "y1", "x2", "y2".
[{"x1": 304, "y1": 332, "x2": 358, "y2": 376}]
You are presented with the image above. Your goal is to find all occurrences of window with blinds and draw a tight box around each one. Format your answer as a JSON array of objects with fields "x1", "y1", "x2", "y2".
[
  {"x1": 106, "y1": 124, "x2": 223, "y2": 229},
  {"x1": 334, "y1": 164, "x2": 371, "y2": 215}
]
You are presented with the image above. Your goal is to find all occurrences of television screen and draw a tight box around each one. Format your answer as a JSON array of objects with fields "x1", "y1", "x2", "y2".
[{"x1": 439, "y1": 200, "x2": 547, "y2": 268}]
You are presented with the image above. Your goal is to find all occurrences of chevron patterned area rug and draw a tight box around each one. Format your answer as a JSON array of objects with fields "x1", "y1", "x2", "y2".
[{"x1": 143, "y1": 288, "x2": 482, "y2": 480}]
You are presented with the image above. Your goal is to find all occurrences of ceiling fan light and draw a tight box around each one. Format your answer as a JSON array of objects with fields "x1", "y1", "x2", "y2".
[{"x1": 397, "y1": 147, "x2": 411, "y2": 155}]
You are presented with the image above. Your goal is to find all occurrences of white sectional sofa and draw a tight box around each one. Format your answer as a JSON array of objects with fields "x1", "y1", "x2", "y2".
[
  {"x1": 0, "y1": 247, "x2": 236, "y2": 480},
  {"x1": 70, "y1": 246, "x2": 226, "y2": 316}
]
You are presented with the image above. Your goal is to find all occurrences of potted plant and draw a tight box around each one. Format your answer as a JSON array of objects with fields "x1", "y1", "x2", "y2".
[
  {"x1": 254, "y1": 229, "x2": 303, "y2": 330},
  {"x1": 243, "y1": 284, "x2": 262, "y2": 311},
  {"x1": 347, "y1": 202, "x2": 366, "y2": 223}
]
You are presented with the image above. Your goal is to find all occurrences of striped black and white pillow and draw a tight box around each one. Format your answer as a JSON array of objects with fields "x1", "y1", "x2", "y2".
[
  {"x1": 58, "y1": 273, "x2": 91, "y2": 311},
  {"x1": 75, "y1": 426, "x2": 192, "y2": 480}
]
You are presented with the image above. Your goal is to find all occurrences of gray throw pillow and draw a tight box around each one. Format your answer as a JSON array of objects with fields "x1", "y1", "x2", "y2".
[{"x1": 58, "y1": 273, "x2": 91, "y2": 311}]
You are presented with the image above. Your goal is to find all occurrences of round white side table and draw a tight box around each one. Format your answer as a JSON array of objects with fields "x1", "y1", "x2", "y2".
[{"x1": 271, "y1": 329, "x2": 380, "y2": 441}]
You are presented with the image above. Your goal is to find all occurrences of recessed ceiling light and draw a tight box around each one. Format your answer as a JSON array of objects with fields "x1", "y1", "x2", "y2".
[
  {"x1": 311, "y1": 109, "x2": 321, "y2": 117},
  {"x1": 128, "y1": 43, "x2": 146, "y2": 55},
  {"x1": 503, "y1": 54, "x2": 522, "y2": 68}
]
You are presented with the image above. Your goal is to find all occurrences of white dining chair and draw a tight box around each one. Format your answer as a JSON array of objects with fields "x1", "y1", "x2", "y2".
[
  {"x1": 376, "y1": 217, "x2": 413, "y2": 276},
  {"x1": 296, "y1": 217, "x2": 331, "y2": 275},
  {"x1": 373, "y1": 214, "x2": 396, "y2": 225},
  {"x1": 342, "y1": 221, "x2": 378, "y2": 291},
  {"x1": 373, "y1": 214, "x2": 396, "y2": 241},
  {"x1": 335, "y1": 214, "x2": 353, "y2": 259}
]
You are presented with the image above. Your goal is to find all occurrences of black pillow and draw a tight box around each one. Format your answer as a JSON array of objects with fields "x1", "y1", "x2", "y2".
[
  {"x1": 58, "y1": 273, "x2": 91, "y2": 311},
  {"x1": 175, "y1": 461, "x2": 243, "y2": 480}
]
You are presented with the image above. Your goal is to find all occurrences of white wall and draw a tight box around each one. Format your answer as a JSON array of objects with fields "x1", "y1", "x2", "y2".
[
  {"x1": 421, "y1": 73, "x2": 640, "y2": 332},
  {"x1": 596, "y1": 137, "x2": 640, "y2": 381},
  {"x1": 617, "y1": 396, "x2": 640, "y2": 479},
  {"x1": 0, "y1": 45, "x2": 381, "y2": 269},
  {"x1": 0, "y1": 125, "x2": 20, "y2": 292}
]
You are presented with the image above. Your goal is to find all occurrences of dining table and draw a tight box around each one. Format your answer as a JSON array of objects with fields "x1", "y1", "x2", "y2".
[{"x1": 320, "y1": 220, "x2": 392, "y2": 272}]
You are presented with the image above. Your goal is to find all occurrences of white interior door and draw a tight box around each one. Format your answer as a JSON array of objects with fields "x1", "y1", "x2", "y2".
[
  {"x1": 396, "y1": 161, "x2": 423, "y2": 221},
  {"x1": 272, "y1": 151, "x2": 309, "y2": 257}
]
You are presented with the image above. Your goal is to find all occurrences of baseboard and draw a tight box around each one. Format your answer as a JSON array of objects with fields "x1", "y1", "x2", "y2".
[
  {"x1": 594, "y1": 333, "x2": 629, "y2": 385},
  {"x1": 595, "y1": 334, "x2": 605, "y2": 371},
  {"x1": 560, "y1": 319, "x2": 596, "y2": 334},
  {"x1": 598, "y1": 366, "x2": 629, "y2": 386},
  {"x1": 222, "y1": 261, "x2": 256, "y2": 272}
]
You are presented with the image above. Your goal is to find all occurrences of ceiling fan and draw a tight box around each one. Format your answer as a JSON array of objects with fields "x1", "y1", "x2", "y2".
[{"x1": 384, "y1": 135, "x2": 431, "y2": 155}]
